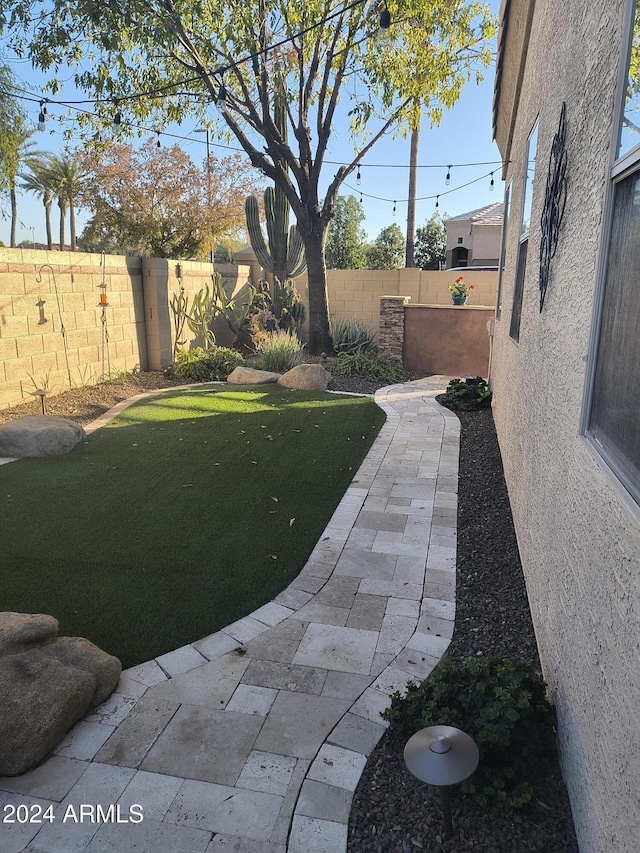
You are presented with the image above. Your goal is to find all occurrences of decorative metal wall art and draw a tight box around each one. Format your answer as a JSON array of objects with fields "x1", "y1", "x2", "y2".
[{"x1": 539, "y1": 102, "x2": 568, "y2": 311}]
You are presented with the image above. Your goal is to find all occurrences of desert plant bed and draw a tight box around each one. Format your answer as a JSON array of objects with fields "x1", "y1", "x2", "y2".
[{"x1": 0, "y1": 384, "x2": 385, "y2": 669}]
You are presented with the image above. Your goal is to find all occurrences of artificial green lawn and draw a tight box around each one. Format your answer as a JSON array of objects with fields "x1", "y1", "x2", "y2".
[{"x1": 1, "y1": 385, "x2": 385, "y2": 668}]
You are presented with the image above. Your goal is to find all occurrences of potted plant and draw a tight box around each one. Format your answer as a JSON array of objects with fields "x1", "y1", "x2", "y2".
[{"x1": 448, "y1": 276, "x2": 474, "y2": 305}]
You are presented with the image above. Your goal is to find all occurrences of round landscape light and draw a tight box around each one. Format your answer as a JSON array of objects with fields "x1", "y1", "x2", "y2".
[{"x1": 404, "y1": 725, "x2": 479, "y2": 787}]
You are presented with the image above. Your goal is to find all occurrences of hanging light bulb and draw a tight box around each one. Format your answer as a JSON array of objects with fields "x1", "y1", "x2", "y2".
[
  {"x1": 356, "y1": 166, "x2": 361, "y2": 186},
  {"x1": 156, "y1": 131, "x2": 161, "y2": 148},
  {"x1": 113, "y1": 99, "x2": 121, "y2": 128},
  {"x1": 359, "y1": 193, "x2": 363, "y2": 204},
  {"x1": 393, "y1": 200, "x2": 397, "y2": 216},
  {"x1": 435, "y1": 195, "x2": 440, "y2": 211},
  {"x1": 38, "y1": 101, "x2": 48, "y2": 131},
  {"x1": 378, "y1": 7, "x2": 391, "y2": 42},
  {"x1": 445, "y1": 166, "x2": 451, "y2": 186},
  {"x1": 216, "y1": 84, "x2": 228, "y2": 112},
  {"x1": 489, "y1": 172, "x2": 495, "y2": 191}
]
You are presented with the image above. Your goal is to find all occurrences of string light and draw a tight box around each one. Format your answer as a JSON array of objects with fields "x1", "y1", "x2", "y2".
[
  {"x1": 359, "y1": 192, "x2": 363, "y2": 204},
  {"x1": 156, "y1": 130, "x2": 161, "y2": 148},
  {"x1": 216, "y1": 84, "x2": 228, "y2": 112},
  {"x1": 445, "y1": 165, "x2": 451, "y2": 186},
  {"x1": 435, "y1": 195, "x2": 439, "y2": 211},
  {"x1": 38, "y1": 100, "x2": 48, "y2": 131},
  {"x1": 112, "y1": 99, "x2": 121, "y2": 128},
  {"x1": 356, "y1": 166, "x2": 361, "y2": 185},
  {"x1": 378, "y1": 7, "x2": 391, "y2": 42},
  {"x1": 489, "y1": 171, "x2": 495, "y2": 191},
  {"x1": 392, "y1": 200, "x2": 397, "y2": 215}
]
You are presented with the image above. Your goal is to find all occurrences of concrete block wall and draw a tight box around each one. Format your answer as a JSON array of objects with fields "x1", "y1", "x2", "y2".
[
  {"x1": 0, "y1": 249, "x2": 252, "y2": 409},
  {"x1": 0, "y1": 248, "x2": 145, "y2": 410},
  {"x1": 293, "y1": 268, "x2": 497, "y2": 337}
]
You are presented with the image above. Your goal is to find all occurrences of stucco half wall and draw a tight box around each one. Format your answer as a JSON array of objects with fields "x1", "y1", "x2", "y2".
[{"x1": 403, "y1": 305, "x2": 493, "y2": 378}]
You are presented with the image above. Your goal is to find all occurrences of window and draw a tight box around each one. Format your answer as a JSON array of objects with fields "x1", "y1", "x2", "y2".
[
  {"x1": 495, "y1": 181, "x2": 512, "y2": 319},
  {"x1": 457, "y1": 236, "x2": 464, "y2": 244},
  {"x1": 585, "y1": 1, "x2": 640, "y2": 503},
  {"x1": 510, "y1": 122, "x2": 539, "y2": 342}
]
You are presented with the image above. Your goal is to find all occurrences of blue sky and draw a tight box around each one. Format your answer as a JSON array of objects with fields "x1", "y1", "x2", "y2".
[{"x1": 1, "y1": 0, "x2": 502, "y2": 247}]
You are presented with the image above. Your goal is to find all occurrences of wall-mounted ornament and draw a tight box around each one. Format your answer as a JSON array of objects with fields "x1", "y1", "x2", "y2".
[
  {"x1": 36, "y1": 297, "x2": 47, "y2": 325},
  {"x1": 539, "y1": 101, "x2": 568, "y2": 311}
]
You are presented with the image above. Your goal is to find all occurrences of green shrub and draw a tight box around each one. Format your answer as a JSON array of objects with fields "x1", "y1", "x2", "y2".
[
  {"x1": 254, "y1": 329, "x2": 304, "y2": 372},
  {"x1": 331, "y1": 317, "x2": 377, "y2": 354},
  {"x1": 382, "y1": 657, "x2": 557, "y2": 809},
  {"x1": 329, "y1": 352, "x2": 407, "y2": 383},
  {"x1": 437, "y1": 376, "x2": 492, "y2": 411},
  {"x1": 174, "y1": 347, "x2": 246, "y2": 381}
]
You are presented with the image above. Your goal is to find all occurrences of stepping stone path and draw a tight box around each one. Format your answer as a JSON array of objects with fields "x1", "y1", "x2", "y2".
[{"x1": 0, "y1": 376, "x2": 459, "y2": 853}]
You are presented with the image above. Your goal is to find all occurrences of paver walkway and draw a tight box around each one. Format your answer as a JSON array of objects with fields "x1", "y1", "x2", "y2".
[{"x1": 0, "y1": 376, "x2": 459, "y2": 853}]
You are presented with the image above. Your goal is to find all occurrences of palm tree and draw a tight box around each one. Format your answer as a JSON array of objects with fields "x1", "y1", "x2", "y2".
[
  {"x1": 45, "y1": 154, "x2": 85, "y2": 251},
  {"x1": 4, "y1": 128, "x2": 38, "y2": 248},
  {"x1": 21, "y1": 154, "x2": 57, "y2": 249}
]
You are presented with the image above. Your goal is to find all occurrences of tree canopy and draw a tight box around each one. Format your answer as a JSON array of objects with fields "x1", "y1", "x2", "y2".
[
  {"x1": 365, "y1": 223, "x2": 405, "y2": 269},
  {"x1": 1, "y1": 0, "x2": 495, "y2": 349},
  {"x1": 414, "y1": 212, "x2": 447, "y2": 270},
  {"x1": 75, "y1": 141, "x2": 261, "y2": 258},
  {"x1": 324, "y1": 194, "x2": 367, "y2": 269}
]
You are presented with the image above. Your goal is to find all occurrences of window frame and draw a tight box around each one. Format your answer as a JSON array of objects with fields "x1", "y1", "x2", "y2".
[
  {"x1": 581, "y1": 0, "x2": 640, "y2": 509},
  {"x1": 509, "y1": 119, "x2": 539, "y2": 343},
  {"x1": 495, "y1": 180, "x2": 512, "y2": 320}
]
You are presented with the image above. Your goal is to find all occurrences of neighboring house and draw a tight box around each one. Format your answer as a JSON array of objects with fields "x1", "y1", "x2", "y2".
[
  {"x1": 443, "y1": 202, "x2": 503, "y2": 268},
  {"x1": 490, "y1": 1, "x2": 639, "y2": 851}
]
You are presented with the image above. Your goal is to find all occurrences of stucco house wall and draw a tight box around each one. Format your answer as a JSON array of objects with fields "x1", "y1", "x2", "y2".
[
  {"x1": 444, "y1": 204, "x2": 503, "y2": 267},
  {"x1": 490, "y1": 2, "x2": 640, "y2": 851}
]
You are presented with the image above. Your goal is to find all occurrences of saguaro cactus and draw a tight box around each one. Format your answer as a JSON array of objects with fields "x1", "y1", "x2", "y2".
[
  {"x1": 245, "y1": 91, "x2": 306, "y2": 285},
  {"x1": 245, "y1": 185, "x2": 306, "y2": 284}
]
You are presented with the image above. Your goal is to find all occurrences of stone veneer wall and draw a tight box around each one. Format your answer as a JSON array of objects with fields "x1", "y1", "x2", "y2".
[
  {"x1": 378, "y1": 296, "x2": 409, "y2": 362},
  {"x1": 490, "y1": 2, "x2": 640, "y2": 851}
]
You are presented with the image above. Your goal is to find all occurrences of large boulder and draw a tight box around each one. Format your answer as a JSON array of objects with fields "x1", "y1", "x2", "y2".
[
  {"x1": 227, "y1": 366, "x2": 281, "y2": 385},
  {"x1": 278, "y1": 363, "x2": 331, "y2": 391},
  {"x1": 0, "y1": 612, "x2": 121, "y2": 776},
  {"x1": 0, "y1": 416, "x2": 86, "y2": 458}
]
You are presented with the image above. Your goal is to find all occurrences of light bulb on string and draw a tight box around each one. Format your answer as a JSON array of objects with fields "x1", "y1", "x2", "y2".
[
  {"x1": 435, "y1": 195, "x2": 440, "y2": 212},
  {"x1": 393, "y1": 200, "x2": 397, "y2": 216},
  {"x1": 489, "y1": 172, "x2": 495, "y2": 191},
  {"x1": 156, "y1": 131, "x2": 161, "y2": 148},
  {"x1": 359, "y1": 192, "x2": 363, "y2": 204},
  {"x1": 216, "y1": 84, "x2": 228, "y2": 112},
  {"x1": 38, "y1": 101, "x2": 48, "y2": 131},
  {"x1": 112, "y1": 99, "x2": 121, "y2": 128},
  {"x1": 445, "y1": 166, "x2": 451, "y2": 186},
  {"x1": 378, "y1": 7, "x2": 391, "y2": 42},
  {"x1": 356, "y1": 166, "x2": 361, "y2": 186}
]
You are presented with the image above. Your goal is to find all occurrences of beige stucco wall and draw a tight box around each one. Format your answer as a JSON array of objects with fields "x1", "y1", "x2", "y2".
[
  {"x1": 491, "y1": 2, "x2": 640, "y2": 851},
  {"x1": 445, "y1": 221, "x2": 501, "y2": 268}
]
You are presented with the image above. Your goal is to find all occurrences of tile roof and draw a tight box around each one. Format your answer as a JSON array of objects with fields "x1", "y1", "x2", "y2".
[{"x1": 445, "y1": 202, "x2": 504, "y2": 225}]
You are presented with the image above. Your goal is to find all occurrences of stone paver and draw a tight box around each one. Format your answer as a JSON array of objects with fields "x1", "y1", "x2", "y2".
[{"x1": 0, "y1": 376, "x2": 459, "y2": 853}]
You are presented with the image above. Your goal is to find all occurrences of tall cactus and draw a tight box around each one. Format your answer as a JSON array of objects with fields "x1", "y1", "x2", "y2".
[{"x1": 245, "y1": 93, "x2": 307, "y2": 285}]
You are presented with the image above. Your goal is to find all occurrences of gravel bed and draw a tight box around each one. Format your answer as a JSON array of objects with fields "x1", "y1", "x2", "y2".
[{"x1": 347, "y1": 408, "x2": 579, "y2": 853}]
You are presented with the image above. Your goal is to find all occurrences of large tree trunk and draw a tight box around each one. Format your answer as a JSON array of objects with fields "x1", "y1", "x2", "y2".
[
  {"x1": 303, "y1": 231, "x2": 333, "y2": 355},
  {"x1": 10, "y1": 186, "x2": 17, "y2": 248},
  {"x1": 405, "y1": 127, "x2": 419, "y2": 268}
]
